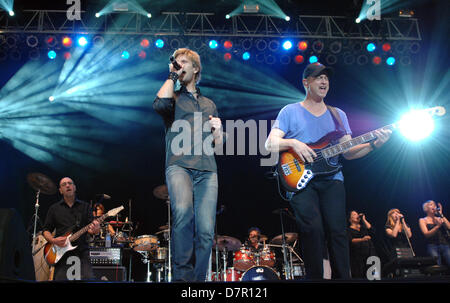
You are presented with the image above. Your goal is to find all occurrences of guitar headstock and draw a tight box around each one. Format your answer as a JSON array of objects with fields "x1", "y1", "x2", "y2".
[{"x1": 106, "y1": 206, "x2": 124, "y2": 218}]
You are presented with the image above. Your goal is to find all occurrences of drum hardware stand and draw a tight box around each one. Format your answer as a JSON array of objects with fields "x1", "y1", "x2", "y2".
[
  {"x1": 165, "y1": 199, "x2": 172, "y2": 282},
  {"x1": 30, "y1": 190, "x2": 41, "y2": 253},
  {"x1": 137, "y1": 251, "x2": 153, "y2": 282},
  {"x1": 221, "y1": 247, "x2": 228, "y2": 281},
  {"x1": 277, "y1": 208, "x2": 292, "y2": 280}
]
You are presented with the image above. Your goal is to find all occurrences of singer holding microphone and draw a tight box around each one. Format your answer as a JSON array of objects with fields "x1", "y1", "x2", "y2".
[
  {"x1": 384, "y1": 208, "x2": 413, "y2": 259},
  {"x1": 419, "y1": 200, "x2": 450, "y2": 266},
  {"x1": 347, "y1": 211, "x2": 377, "y2": 278},
  {"x1": 153, "y1": 48, "x2": 224, "y2": 282}
]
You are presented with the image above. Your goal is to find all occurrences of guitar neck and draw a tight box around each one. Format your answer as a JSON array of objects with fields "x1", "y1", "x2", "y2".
[
  {"x1": 322, "y1": 123, "x2": 397, "y2": 158},
  {"x1": 69, "y1": 214, "x2": 107, "y2": 243}
]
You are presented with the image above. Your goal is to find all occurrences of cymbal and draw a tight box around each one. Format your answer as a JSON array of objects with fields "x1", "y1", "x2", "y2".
[
  {"x1": 158, "y1": 225, "x2": 168, "y2": 230},
  {"x1": 153, "y1": 185, "x2": 169, "y2": 200},
  {"x1": 270, "y1": 233, "x2": 298, "y2": 245},
  {"x1": 27, "y1": 173, "x2": 57, "y2": 195},
  {"x1": 155, "y1": 229, "x2": 169, "y2": 235},
  {"x1": 213, "y1": 235, "x2": 242, "y2": 251},
  {"x1": 260, "y1": 234, "x2": 268, "y2": 242}
]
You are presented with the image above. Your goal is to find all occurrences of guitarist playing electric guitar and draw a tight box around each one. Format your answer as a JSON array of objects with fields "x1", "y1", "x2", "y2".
[
  {"x1": 42, "y1": 177, "x2": 101, "y2": 280},
  {"x1": 265, "y1": 62, "x2": 392, "y2": 279}
]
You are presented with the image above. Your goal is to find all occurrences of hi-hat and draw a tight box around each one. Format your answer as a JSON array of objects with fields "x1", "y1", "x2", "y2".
[
  {"x1": 27, "y1": 173, "x2": 57, "y2": 195},
  {"x1": 153, "y1": 185, "x2": 169, "y2": 200},
  {"x1": 270, "y1": 233, "x2": 298, "y2": 245},
  {"x1": 213, "y1": 235, "x2": 242, "y2": 251}
]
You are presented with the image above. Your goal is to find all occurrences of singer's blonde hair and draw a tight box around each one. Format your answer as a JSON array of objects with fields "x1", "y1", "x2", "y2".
[
  {"x1": 422, "y1": 200, "x2": 435, "y2": 212},
  {"x1": 172, "y1": 48, "x2": 202, "y2": 83},
  {"x1": 386, "y1": 208, "x2": 401, "y2": 229}
]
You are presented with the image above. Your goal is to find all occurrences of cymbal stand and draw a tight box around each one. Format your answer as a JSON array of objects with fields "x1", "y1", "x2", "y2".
[
  {"x1": 278, "y1": 209, "x2": 292, "y2": 280},
  {"x1": 138, "y1": 251, "x2": 152, "y2": 282},
  {"x1": 166, "y1": 199, "x2": 172, "y2": 282},
  {"x1": 221, "y1": 247, "x2": 228, "y2": 281},
  {"x1": 31, "y1": 190, "x2": 41, "y2": 253}
]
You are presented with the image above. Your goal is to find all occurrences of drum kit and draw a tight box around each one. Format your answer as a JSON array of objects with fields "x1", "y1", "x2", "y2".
[{"x1": 25, "y1": 173, "x2": 305, "y2": 282}]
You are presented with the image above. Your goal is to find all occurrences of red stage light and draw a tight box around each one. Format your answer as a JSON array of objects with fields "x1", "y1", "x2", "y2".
[
  {"x1": 295, "y1": 55, "x2": 304, "y2": 64},
  {"x1": 224, "y1": 53, "x2": 232, "y2": 61},
  {"x1": 298, "y1": 41, "x2": 308, "y2": 51},
  {"x1": 224, "y1": 40, "x2": 233, "y2": 49},
  {"x1": 63, "y1": 52, "x2": 71, "y2": 60},
  {"x1": 62, "y1": 36, "x2": 72, "y2": 48},
  {"x1": 139, "y1": 50, "x2": 147, "y2": 59},
  {"x1": 140, "y1": 39, "x2": 150, "y2": 48},
  {"x1": 382, "y1": 43, "x2": 391, "y2": 52},
  {"x1": 372, "y1": 56, "x2": 382, "y2": 65}
]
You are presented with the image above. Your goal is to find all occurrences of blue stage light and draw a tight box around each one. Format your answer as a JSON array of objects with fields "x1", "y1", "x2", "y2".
[
  {"x1": 209, "y1": 40, "x2": 218, "y2": 49},
  {"x1": 47, "y1": 50, "x2": 57, "y2": 60},
  {"x1": 309, "y1": 55, "x2": 318, "y2": 64},
  {"x1": 121, "y1": 51, "x2": 130, "y2": 59},
  {"x1": 242, "y1": 52, "x2": 250, "y2": 60},
  {"x1": 386, "y1": 57, "x2": 396, "y2": 66},
  {"x1": 155, "y1": 39, "x2": 164, "y2": 48},
  {"x1": 366, "y1": 43, "x2": 376, "y2": 52},
  {"x1": 77, "y1": 36, "x2": 88, "y2": 47},
  {"x1": 282, "y1": 40, "x2": 293, "y2": 50}
]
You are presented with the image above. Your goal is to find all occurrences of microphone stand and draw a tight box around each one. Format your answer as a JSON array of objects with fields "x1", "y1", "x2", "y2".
[
  {"x1": 31, "y1": 190, "x2": 41, "y2": 253},
  {"x1": 278, "y1": 209, "x2": 292, "y2": 279},
  {"x1": 401, "y1": 219, "x2": 415, "y2": 257}
]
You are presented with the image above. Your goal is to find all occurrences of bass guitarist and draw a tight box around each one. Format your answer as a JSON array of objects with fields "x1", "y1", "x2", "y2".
[
  {"x1": 42, "y1": 177, "x2": 100, "y2": 280},
  {"x1": 265, "y1": 62, "x2": 391, "y2": 279}
]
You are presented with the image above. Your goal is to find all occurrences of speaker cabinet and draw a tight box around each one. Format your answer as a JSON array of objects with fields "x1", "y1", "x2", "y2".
[{"x1": 93, "y1": 266, "x2": 127, "y2": 281}]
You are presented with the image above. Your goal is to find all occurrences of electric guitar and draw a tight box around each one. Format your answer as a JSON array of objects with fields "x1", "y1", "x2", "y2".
[
  {"x1": 43, "y1": 205, "x2": 124, "y2": 265},
  {"x1": 276, "y1": 106, "x2": 446, "y2": 193}
]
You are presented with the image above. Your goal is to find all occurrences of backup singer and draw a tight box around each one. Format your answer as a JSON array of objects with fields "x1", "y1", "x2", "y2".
[
  {"x1": 42, "y1": 177, "x2": 100, "y2": 280},
  {"x1": 265, "y1": 62, "x2": 392, "y2": 279},
  {"x1": 419, "y1": 200, "x2": 450, "y2": 266},
  {"x1": 153, "y1": 48, "x2": 224, "y2": 282},
  {"x1": 348, "y1": 211, "x2": 377, "y2": 278},
  {"x1": 384, "y1": 208, "x2": 413, "y2": 259}
]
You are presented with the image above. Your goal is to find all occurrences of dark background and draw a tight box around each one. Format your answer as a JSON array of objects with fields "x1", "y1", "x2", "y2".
[{"x1": 0, "y1": 0, "x2": 448, "y2": 280}]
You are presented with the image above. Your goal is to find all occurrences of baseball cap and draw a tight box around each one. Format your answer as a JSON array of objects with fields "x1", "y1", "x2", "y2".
[{"x1": 302, "y1": 62, "x2": 333, "y2": 79}]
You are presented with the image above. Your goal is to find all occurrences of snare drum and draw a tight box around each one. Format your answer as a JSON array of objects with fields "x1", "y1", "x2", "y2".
[
  {"x1": 152, "y1": 247, "x2": 168, "y2": 261},
  {"x1": 233, "y1": 246, "x2": 254, "y2": 271},
  {"x1": 132, "y1": 235, "x2": 158, "y2": 251},
  {"x1": 240, "y1": 266, "x2": 280, "y2": 281},
  {"x1": 259, "y1": 246, "x2": 275, "y2": 267}
]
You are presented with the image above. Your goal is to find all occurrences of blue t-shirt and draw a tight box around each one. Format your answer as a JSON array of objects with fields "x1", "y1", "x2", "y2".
[{"x1": 273, "y1": 102, "x2": 352, "y2": 181}]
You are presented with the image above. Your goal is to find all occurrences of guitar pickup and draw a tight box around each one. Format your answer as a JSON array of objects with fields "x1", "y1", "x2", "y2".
[{"x1": 281, "y1": 164, "x2": 291, "y2": 176}]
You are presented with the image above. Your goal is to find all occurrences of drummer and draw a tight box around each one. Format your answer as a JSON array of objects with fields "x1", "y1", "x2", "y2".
[
  {"x1": 245, "y1": 227, "x2": 264, "y2": 251},
  {"x1": 93, "y1": 203, "x2": 116, "y2": 236}
]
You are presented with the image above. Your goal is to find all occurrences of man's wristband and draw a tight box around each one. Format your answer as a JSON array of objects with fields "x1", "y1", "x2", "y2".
[
  {"x1": 168, "y1": 72, "x2": 179, "y2": 83},
  {"x1": 370, "y1": 141, "x2": 377, "y2": 150}
]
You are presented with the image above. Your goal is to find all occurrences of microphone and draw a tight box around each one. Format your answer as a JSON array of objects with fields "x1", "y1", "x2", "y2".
[
  {"x1": 435, "y1": 208, "x2": 443, "y2": 218},
  {"x1": 170, "y1": 56, "x2": 182, "y2": 70}
]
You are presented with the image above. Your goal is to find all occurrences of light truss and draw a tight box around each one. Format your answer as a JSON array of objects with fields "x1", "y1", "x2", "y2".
[{"x1": 0, "y1": 10, "x2": 421, "y2": 41}]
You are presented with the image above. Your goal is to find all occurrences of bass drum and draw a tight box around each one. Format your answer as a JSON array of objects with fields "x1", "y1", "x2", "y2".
[{"x1": 241, "y1": 266, "x2": 280, "y2": 281}]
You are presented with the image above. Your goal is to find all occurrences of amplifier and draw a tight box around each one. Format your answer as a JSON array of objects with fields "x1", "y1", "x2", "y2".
[
  {"x1": 93, "y1": 266, "x2": 127, "y2": 281},
  {"x1": 89, "y1": 247, "x2": 122, "y2": 265}
]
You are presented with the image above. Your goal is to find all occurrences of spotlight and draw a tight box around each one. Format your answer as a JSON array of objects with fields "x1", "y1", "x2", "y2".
[
  {"x1": 225, "y1": 14, "x2": 230, "y2": 19},
  {"x1": 93, "y1": 36, "x2": 105, "y2": 48},
  {"x1": 409, "y1": 42, "x2": 420, "y2": 54},
  {"x1": 382, "y1": 43, "x2": 391, "y2": 52},
  {"x1": 242, "y1": 39, "x2": 252, "y2": 50},
  {"x1": 63, "y1": 52, "x2": 71, "y2": 60},
  {"x1": 256, "y1": 39, "x2": 267, "y2": 51},
  {"x1": 45, "y1": 35, "x2": 57, "y2": 47},
  {"x1": 372, "y1": 56, "x2": 382, "y2": 65},
  {"x1": 62, "y1": 36, "x2": 73, "y2": 48},
  {"x1": 140, "y1": 39, "x2": 150, "y2": 48},
  {"x1": 280, "y1": 55, "x2": 291, "y2": 65},
  {"x1": 285, "y1": 16, "x2": 290, "y2": 22},
  {"x1": 155, "y1": 39, "x2": 164, "y2": 48},
  {"x1": 386, "y1": 56, "x2": 396, "y2": 66},
  {"x1": 309, "y1": 55, "x2": 318, "y2": 64},
  {"x1": 9, "y1": 11, "x2": 14, "y2": 17},
  {"x1": 268, "y1": 40, "x2": 280, "y2": 52},
  {"x1": 95, "y1": 13, "x2": 100, "y2": 18},
  {"x1": 399, "y1": 110, "x2": 434, "y2": 141},
  {"x1": 147, "y1": 13, "x2": 152, "y2": 18},
  {"x1": 312, "y1": 40, "x2": 324, "y2": 53},
  {"x1": 139, "y1": 51, "x2": 147, "y2": 59},
  {"x1": 294, "y1": 55, "x2": 304, "y2": 64},
  {"x1": 298, "y1": 41, "x2": 308, "y2": 51},
  {"x1": 325, "y1": 54, "x2": 337, "y2": 65},
  {"x1": 224, "y1": 53, "x2": 232, "y2": 62},
  {"x1": 366, "y1": 43, "x2": 376, "y2": 52},
  {"x1": 357, "y1": 55, "x2": 368, "y2": 65},
  {"x1": 242, "y1": 52, "x2": 250, "y2": 61},
  {"x1": 26, "y1": 35, "x2": 39, "y2": 48},
  {"x1": 224, "y1": 40, "x2": 233, "y2": 50},
  {"x1": 400, "y1": 56, "x2": 411, "y2": 66},
  {"x1": 329, "y1": 41, "x2": 342, "y2": 54},
  {"x1": 343, "y1": 53, "x2": 355, "y2": 65},
  {"x1": 282, "y1": 40, "x2": 293, "y2": 50},
  {"x1": 170, "y1": 38, "x2": 182, "y2": 49},
  {"x1": 49, "y1": 96, "x2": 55, "y2": 102},
  {"x1": 355, "y1": 18, "x2": 361, "y2": 23},
  {"x1": 47, "y1": 50, "x2": 57, "y2": 60},
  {"x1": 265, "y1": 54, "x2": 276, "y2": 65},
  {"x1": 77, "y1": 36, "x2": 88, "y2": 47},
  {"x1": 209, "y1": 40, "x2": 218, "y2": 49},
  {"x1": 121, "y1": 51, "x2": 130, "y2": 59}
]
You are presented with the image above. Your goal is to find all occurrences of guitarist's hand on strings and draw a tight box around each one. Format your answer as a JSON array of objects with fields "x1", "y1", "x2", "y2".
[
  {"x1": 373, "y1": 129, "x2": 392, "y2": 148},
  {"x1": 292, "y1": 140, "x2": 317, "y2": 163},
  {"x1": 52, "y1": 236, "x2": 68, "y2": 247},
  {"x1": 88, "y1": 219, "x2": 100, "y2": 235}
]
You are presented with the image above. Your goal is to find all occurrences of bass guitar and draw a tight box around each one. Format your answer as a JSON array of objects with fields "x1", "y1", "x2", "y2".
[
  {"x1": 43, "y1": 205, "x2": 124, "y2": 265},
  {"x1": 276, "y1": 106, "x2": 445, "y2": 193}
]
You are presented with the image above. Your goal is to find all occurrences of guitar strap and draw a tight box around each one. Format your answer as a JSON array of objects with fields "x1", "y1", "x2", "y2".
[{"x1": 326, "y1": 105, "x2": 345, "y2": 136}]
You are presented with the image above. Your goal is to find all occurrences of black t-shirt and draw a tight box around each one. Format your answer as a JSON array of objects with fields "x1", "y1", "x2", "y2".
[{"x1": 43, "y1": 199, "x2": 93, "y2": 250}]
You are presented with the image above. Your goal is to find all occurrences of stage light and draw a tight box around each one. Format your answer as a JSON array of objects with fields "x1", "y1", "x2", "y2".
[
  {"x1": 46, "y1": 36, "x2": 57, "y2": 47},
  {"x1": 155, "y1": 39, "x2": 164, "y2": 48},
  {"x1": 140, "y1": 39, "x2": 150, "y2": 48},
  {"x1": 280, "y1": 55, "x2": 291, "y2": 65},
  {"x1": 63, "y1": 52, "x2": 71, "y2": 60},
  {"x1": 382, "y1": 43, "x2": 391, "y2": 52},
  {"x1": 242, "y1": 52, "x2": 250, "y2": 61},
  {"x1": 77, "y1": 36, "x2": 88, "y2": 47},
  {"x1": 147, "y1": 13, "x2": 152, "y2": 18},
  {"x1": 409, "y1": 42, "x2": 420, "y2": 54},
  {"x1": 9, "y1": 11, "x2": 14, "y2": 17},
  {"x1": 399, "y1": 110, "x2": 435, "y2": 141},
  {"x1": 93, "y1": 36, "x2": 105, "y2": 48},
  {"x1": 268, "y1": 40, "x2": 280, "y2": 52},
  {"x1": 372, "y1": 56, "x2": 382, "y2": 65},
  {"x1": 298, "y1": 41, "x2": 308, "y2": 51},
  {"x1": 355, "y1": 18, "x2": 361, "y2": 23},
  {"x1": 49, "y1": 96, "x2": 55, "y2": 102},
  {"x1": 95, "y1": 13, "x2": 100, "y2": 18},
  {"x1": 312, "y1": 40, "x2": 324, "y2": 53},
  {"x1": 224, "y1": 53, "x2": 232, "y2": 61},
  {"x1": 256, "y1": 39, "x2": 267, "y2": 51},
  {"x1": 121, "y1": 51, "x2": 130, "y2": 59},
  {"x1": 209, "y1": 40, "x2": 218, "y2": 49},
  {"x1": 62, "y1": 36, "x2": 73, "y2": 48},
  {"x1": 294, "y1": 55, "x2": 304, "y2": 64},
  {"x1": 329, "y1": 41, "x2": 342, "y2": 54},
  {"x1": 26, "y1": 35, "x2": 39, "y2": 48},
  {"x1": 225, "y1": 14, "x2": 230, "y2": 19},
  {"x1": 386, "y1": 57, "x2": 396, "y2": 66},
  {"x1": 282, "y1": 40, "x2": 293, "y2": 50},
  {"x1": 366, "y1": 43, "x2": 376, "y2": 52},
  {"x1": 325, "y1": 54, "x2": 337, "y2": 65},
  {"x1": 224, "y1": 40, "x2": 233, "y2": 50},
  {"x1": 357, "y1": 55, "x2": 368, "y2": 65},
  {"x1": 309, "y1": 55, "x2": 318, "y2": 64},
  {"x1": 285, "y1": 16, "x2": 290, "y2": 21},
  {"x1": 139, "y1": 51, "x2": 147, "y2": 59},
  {"x1": 47, "y1": 50, "x2": 57, "y2": 60}
]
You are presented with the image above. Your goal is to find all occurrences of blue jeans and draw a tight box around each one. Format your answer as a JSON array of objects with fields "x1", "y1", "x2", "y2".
[
  {"x1": 166, "y1": 165, "x2": 218, "y2": 282},
  {"x1": 427, "y1": 244, "x2": 450, "y2": 266}
]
